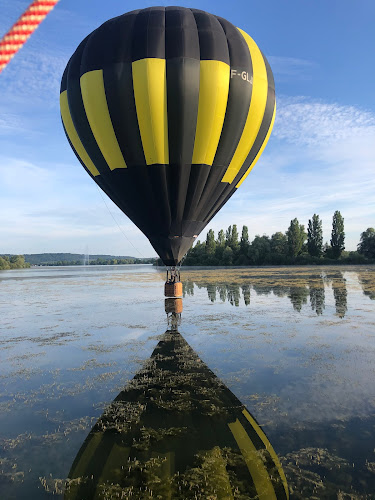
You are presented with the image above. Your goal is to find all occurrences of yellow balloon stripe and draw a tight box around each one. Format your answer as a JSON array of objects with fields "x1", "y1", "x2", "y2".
[
  {"x1": 132, "y1": 58, "x2": 169, "y2": 165},
  {"x1": 69, "y1": 432, "x2": 103, "y2": 479},
  {"x1": 192, "y1": 60, "x2": 230, "y2": 165},
  {"x1": 242, "y1": 408, "x2": 289, "y2": 499},
  {"x1": 221, "y1": 29, "x2": 268, "y2": 184},
  {"x1": 201, "y1": 447, "x2": 234, "y2": 498},
  {"x1": 235, "y1": 102, "x2": 276, "y2": 188},
  {"x1": 80, "y1": 70, "x2": 127, "y2": 170},
  {"x1": 228, "y1": 419, "x2": 277, "y2": 500},
  {"x1": 95, "y1": 444, "x2": 131, "y2": 489},
  {"x1": 60, "y1": 90, "x2": 100, "y2": 177}
]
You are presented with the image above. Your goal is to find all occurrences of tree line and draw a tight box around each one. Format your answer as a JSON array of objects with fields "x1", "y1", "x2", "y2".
[
  {"x1": 0, "y1": 255, "x2": 30, "y2": 270},
  {"x1": 0, "y1": 253, "x2": 155, "y2": 269},
  {"x1": 182, "y1": 211, "x2": 375, "y2": 266},
  {"x1": 40, "y1": 257, "x2": 155, "y2": 266},
  {"x1": 23, "y1": 253, "x2": 155, "y2": 266}
]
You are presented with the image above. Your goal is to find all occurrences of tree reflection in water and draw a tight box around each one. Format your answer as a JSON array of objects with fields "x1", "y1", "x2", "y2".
[
  {"x1": 308, "y1": 275, "x2": 325, "y2": 316},
  {"x1": 65, "y1": 313, "x2": 288, "y2": 499},
  {"x1": 287, "y1": 286, "x2": 309, "y2": 312},
  {"x1": 326, "y1": 272, "x2": 348, "y2": 318},
  {"x1": 182, "y1": 271, "x2": 351, "y2": 317},
  {"x1": 357, "y1": 271, "x2": 375, "y2": 300}
]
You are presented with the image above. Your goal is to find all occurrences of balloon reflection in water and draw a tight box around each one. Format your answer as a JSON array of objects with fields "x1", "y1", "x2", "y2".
[{"x1": 65, "y1": 308, "x2": 288, "y2": 498}]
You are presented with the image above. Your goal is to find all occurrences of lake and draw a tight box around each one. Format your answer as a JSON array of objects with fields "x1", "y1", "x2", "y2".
[{"x1": 1, "y1": 264, "x2": 375, "y2": 498}]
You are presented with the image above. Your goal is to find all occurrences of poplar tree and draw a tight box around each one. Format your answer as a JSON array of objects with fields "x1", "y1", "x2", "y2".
[
  {"x1": 225, "y1": 226, "x2": 232, "y2": 246},
  {"x1": 307, "y1": 214, "x2": 323, "y2": 257},
  {"x1": 205, "y1": 229, "x2": 216, "y2": 254},
  {"x1": 240, "y1": 226, "x2": 250, "y2": 254},
  {"x1": 330, "y1": 211, "x2": 345, "y2": 258},
  {"x1": 217, "y1": 229, "x2": 225, "y2": 247},
  {"x1": 286, "y1": 218, "x2": 306, "y2": 257},
  {"x1": 231, "y1": 224, "x2": 240, "y2": 250}
]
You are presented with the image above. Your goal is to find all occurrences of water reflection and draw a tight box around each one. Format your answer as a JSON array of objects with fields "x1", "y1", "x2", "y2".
[
  {"x1": 326, "y1": 272, "x2": 348, "y2": 318},
  {"x1": 308, "y1": 274, "x2": 325, "y2": 315},
  {"x1": 65, "y1": 315, "x2": 288, "y2": 499},
  {"x1": 357, "y1": 271, "x2": 375, "y2": 300},
  {"x1": 183, "y1": 270, "x2": 350, "y2": 316}
]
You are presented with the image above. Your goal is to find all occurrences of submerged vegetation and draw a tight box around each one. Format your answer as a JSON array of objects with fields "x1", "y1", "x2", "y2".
[{"x1": 181, "y1": 212, "x2": 375, "y2": 266}]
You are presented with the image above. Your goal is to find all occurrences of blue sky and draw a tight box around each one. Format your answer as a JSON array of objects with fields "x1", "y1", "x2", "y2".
[{"x1": 0, "y1": 0, "x2": 374, "y2": 256}]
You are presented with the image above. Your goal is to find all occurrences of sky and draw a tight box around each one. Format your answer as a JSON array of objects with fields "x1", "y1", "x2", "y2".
[{"x1": 0, "y1": 0, "x2": 374, "y2": 257}]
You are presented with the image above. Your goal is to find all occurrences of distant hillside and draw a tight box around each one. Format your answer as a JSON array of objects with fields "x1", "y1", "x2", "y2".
[{"x1": 23, "y1": 253, "x2": 155, "y2": 266}]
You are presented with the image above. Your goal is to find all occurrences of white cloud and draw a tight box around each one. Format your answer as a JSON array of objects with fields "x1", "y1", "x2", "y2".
[
  {"x1": 267, "y1": 56, "x2": 318, "y2": 82},
  {"x1": 274, "y1": 96, "x2": 375, "y2": 146},
  {"x1": 0, "y1": 48, "x2": 67, "y2": 110},
  {"x1": 0, "y1": 113, "x2": 30, "y2": 135},
  {"x1": 207, "y1": 97, "x2": 375, "y2": 250},
  {"x1": 0, "y1": 157, "x2": 153, "y2": 256},
  {"x1": 1, "y1": 90, "x2": 374, "y2": 255}
]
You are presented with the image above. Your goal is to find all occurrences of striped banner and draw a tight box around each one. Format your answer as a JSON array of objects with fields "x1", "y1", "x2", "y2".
[{"x1": 0, "y1": 0, "x2": 59, "y2": 73}]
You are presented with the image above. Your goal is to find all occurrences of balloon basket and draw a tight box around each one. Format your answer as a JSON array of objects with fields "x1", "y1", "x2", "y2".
[
  {"x1": 164, "y1": 281, "x2": 183, "y2": 298},
  {"x1": 164, "y1": 267, "x2": 182, "y2": 297}
]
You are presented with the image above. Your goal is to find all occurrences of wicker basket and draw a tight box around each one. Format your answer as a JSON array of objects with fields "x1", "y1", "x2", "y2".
[{"x1": 164, "y1": 281, "x2": 183, "y2": 297}]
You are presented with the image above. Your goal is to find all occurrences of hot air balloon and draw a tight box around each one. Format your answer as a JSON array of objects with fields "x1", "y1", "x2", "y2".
[{"x1": 60, "y1": 7, "x2": 275, "y2": 269}]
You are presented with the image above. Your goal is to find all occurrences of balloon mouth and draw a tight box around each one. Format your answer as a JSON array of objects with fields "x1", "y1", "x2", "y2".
[{"x1": 148, "y1": 235, "x2": 196, "y2": 266}]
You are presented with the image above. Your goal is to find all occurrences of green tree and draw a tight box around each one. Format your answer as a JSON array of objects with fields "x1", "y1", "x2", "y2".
[
  {"x1": 225, "y1": 226, "x2": 232, "y2": 247},
  {"x1": 230, "y1": 224, "x2": 240, "y2": 251},
  {"x1": 214, "y1": 243, "x2": 225, "y2": 262},
  {"x1": 222, "y1": 246, "x2": 233, "y2": 266},
  {"x1": 217, "y1": 229, "x2": 225, "y2": 247},
  {"x1": 358, "y1": 228, "x2": 375, "y2": 258},
  {"x1": 307, "y1": 214, "x2": 323, "y2": 257},
  {"x1": 270, "y1": 232, "x2": 287, "y2": 255},
  {"x1": 205, "y1": 229, "x2": 216, "y2": 255},
  {"x1": 10, "y1": 255, "x2": 25, "y2": 269},
  {"x1": 330, "y1": 210, "x2": 345, "y2": 258},
  {"x1": 0, "y1": 255, "x2": 29, "y2": 270},
  {"x1": 248, "y1": 235, "x2": 271, "y2": 265},
  {"x1": 0, "y1": 257, "x2": 10, "y2": 270},
  {"x1": 240, "y1": 226, "x2": 250, "y2": 255},
  {"x1": 184, "y1": 240, "x2": 205, "y2": 265},
  {"x1": 286, "y1": 218, "x2": 306, "y2": 257}
]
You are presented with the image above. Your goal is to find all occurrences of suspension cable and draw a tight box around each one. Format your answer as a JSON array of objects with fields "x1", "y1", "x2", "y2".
[{"x1": 96, "y1": 186, "x2": 146, "y2": 259}]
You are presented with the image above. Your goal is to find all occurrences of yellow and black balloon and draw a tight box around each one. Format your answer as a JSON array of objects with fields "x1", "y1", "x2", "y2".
[{"x1": 60, "y1": 7, "x2": 275, "y2": 266}]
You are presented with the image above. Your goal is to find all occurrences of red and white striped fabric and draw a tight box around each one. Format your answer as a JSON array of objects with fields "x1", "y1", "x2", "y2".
[{"x1": 0, "y1": 0, "x2": 60, "y2": 73}]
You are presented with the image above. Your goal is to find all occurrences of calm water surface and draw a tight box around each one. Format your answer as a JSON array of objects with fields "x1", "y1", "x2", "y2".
[{"x1": 1, "y1": 265, "x2": 375, "y2": 498}]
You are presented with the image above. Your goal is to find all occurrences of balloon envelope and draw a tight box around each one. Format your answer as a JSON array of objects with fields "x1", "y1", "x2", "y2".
[{"x1": 60, "y1": 7, "x2": 275, "y2": 266}]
